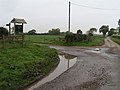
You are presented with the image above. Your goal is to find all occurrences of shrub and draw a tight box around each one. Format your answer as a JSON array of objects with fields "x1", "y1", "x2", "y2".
[
  {"x1": 0, "y1": 27, "x2": 8, "y2": 37},
  {"x1": 112, "y1": 35, "x2": 120, "y2": 39},
  {"x1": 65, "y1": 34, "x2": 88, "y2": 42}
]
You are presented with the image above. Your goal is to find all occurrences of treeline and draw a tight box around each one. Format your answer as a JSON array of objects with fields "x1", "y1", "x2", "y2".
[{"x1": 26, "y1": 28, "x2": 67, "y2": 35}]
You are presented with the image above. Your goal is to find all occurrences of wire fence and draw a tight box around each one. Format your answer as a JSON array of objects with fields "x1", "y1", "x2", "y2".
[{"x1": 0, "y1": 35, "x2": 25, "y2": 49}]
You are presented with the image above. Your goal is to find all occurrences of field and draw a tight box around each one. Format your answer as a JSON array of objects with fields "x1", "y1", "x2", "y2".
[
  {"x1": 0, "y1": 44, "x2": 58, "y2": 90},
  {"x1": 25, "y1": 35, "x2": 64, "y2": 45},
  {"x1": 25, "y1": 35, "x2": 104, "y2": 46}
]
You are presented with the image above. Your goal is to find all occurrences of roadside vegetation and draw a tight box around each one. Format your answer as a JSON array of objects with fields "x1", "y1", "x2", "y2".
[
  {"x1": 64, "y1": 35, "x2": 104, "y2": 46},
  {"x1": 111, "y1": 35, "x2": 120, "y2": 45},
  {"x1": 0, "y1": 43, "x2": 58, "y2": 90}
]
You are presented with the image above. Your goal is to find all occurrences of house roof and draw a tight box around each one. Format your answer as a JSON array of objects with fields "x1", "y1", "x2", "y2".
[{"x1": 10, "y1": 18, "x2": 27, "y2": 24}]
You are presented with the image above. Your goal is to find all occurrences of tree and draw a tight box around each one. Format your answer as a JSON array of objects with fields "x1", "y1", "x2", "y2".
[
  {"x1": 88, "y1": 28, "x2": 97, "y2": 36},
  {"x1": 77, "y1": 29, "x2": 82, "y2": 34},
  {"x1": 28, "y1": 29, "x2": 36, "y2": 35},
  {"x1": 66, "y1": 31, "x2": 72, "y2": 34},
  {"x1": 86, "y1": 28, "x2": 97, "y2": 42},
  {"x1": 0, "y1": 27, "x2": 8, "y2": 37},
  {"x1": 99, "y1": 25, "x2": 109, "y2": 37},
  {"x1": 108, "y1": 28, "x2": 116, "y2": 36},
  {"x1": 48, "y1": 28, "x2": 60, "y2": 35}
]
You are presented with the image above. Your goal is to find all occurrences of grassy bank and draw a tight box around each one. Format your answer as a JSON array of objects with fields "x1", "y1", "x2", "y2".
[
  {"x1": 25, "y1": 35, "x2": 104, "y2": 46},
  {"x1": 111, "y1": 36, "x2": 120, "y2": 45},
  {"x1": 0, "y1": 43, "x2": 58, "y2": 90}
]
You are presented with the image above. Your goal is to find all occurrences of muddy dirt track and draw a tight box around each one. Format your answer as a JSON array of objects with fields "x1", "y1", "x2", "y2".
[{"x1": 33, "y1": 37, "x2": 120, "y2": 90}]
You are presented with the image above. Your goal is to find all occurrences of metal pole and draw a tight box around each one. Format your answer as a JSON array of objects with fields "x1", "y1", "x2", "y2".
[{"x1": 68, "y1": 1, "x2": 71, "y2": 33}]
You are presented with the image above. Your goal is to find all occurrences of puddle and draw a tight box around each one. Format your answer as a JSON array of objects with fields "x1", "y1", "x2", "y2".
[{"x1": 27, "y1": 53, "x2": 77, "y2": 90}]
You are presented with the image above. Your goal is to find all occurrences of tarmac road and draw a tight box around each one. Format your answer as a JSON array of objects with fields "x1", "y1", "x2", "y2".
[{"x1": 34, "y1": 37, "x2": 120, "y2": 90}]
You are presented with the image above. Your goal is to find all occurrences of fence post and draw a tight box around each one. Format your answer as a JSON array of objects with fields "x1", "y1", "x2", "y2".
[
  {"x1": 22, "y1": 35, "x2": 24, "y2": 47},
  {"x1": 29, "y1": 34, "x2": 30, "y2": 41},
  {"x1": 2, "y1": 35, "x2": 5, "y2": 49}
]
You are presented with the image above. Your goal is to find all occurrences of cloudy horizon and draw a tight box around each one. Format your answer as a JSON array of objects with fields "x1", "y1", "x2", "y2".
[{"x1": 0, "y1": 0, "x2": 120, "y2": 34}]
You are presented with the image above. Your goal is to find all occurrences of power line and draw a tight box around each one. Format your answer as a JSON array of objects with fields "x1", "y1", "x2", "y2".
[{"x1": 72, "y1": 2, "x2": 120, "y2": 11}]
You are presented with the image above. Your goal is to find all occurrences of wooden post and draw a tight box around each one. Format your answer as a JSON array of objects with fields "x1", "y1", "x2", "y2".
[
  {"x1": 44, "y1": 36, "x2": 45, "y2": 43},
  {"x1": 6, "y1": 23, "x2": 11, "y2": 35},
  {"x1": 22, "y1": 34, "x2": 24, "y2": 47},
  {"x1": 2, "y1": 35, "x2": 5, "y2": 49},
  {"x1": 29, "y1": 34, "x2": 30, "y2": 41},
  {"x1": 9, "y1": 23, "x2": 11, "y2": 35},
  {"x1": 68, "y1": 1, "x2": 71, "y2": 33},
  {"x1": 14, "y1": 23, "x2": 16, "y2": 35},
  {"x1": 22, "y1": 23, "x2": 23, "y2": 34}
]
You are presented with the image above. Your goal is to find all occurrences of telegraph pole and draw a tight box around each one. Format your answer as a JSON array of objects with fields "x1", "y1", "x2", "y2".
[{"x1": 68, "y1": 1, "x2": 71, "y2": 33}]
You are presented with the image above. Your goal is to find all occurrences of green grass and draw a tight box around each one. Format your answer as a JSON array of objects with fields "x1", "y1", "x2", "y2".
[
  {"x1": 25, "y1": 35, "x2": 64, "y2": 44},
  {"x1": 25, "y1": 35, "x2": 104, "y2": 46},
  {"x1": 111, "y1": 36, "x2": 120, "y2": 45},
  {"x1": 0, "y1": 43, "x2": 58, "y2": 90}
]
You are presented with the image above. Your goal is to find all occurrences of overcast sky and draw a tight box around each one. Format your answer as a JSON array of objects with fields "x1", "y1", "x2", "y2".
[{"x1": 0, "y1": 0, "x2": 120, "y2": 33}]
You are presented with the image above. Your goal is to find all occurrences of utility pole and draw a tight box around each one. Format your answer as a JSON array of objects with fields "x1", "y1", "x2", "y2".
[{"x1": 68, "y1": 1, "x2": 71, "y2": 33}]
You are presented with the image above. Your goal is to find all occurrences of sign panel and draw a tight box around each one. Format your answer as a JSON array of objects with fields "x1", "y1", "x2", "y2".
[{"x1": 15, "y1": 25, "x2": 23, "y2": 34}]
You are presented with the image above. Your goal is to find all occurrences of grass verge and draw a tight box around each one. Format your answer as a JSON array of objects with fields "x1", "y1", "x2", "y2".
[
  {"x1": 111, "y1": 36, "x2": 120, "y2": 45},
  {"x1": 0, "y1": 43, "x2": 58, "y2": 90},
  {"x1": 25, "y1": 35, "x2": 104, "y2": 46}
]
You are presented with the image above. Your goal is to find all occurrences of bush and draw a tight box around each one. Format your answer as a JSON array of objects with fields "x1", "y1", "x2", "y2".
[
  {"x1": 112, "y1": 35, "x2": 120, "y2": 39},
  {"x1": 65, "y1": 34, "x2": 88, "y2": 42},
  {"x1": 0, "y1": 27, "x2": 8, "y2": 37}
]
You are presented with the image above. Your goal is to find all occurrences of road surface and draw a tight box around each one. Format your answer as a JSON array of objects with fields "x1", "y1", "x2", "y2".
[{"x1": 34, "y1": 37, "x2": 120, "y2": 90}]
